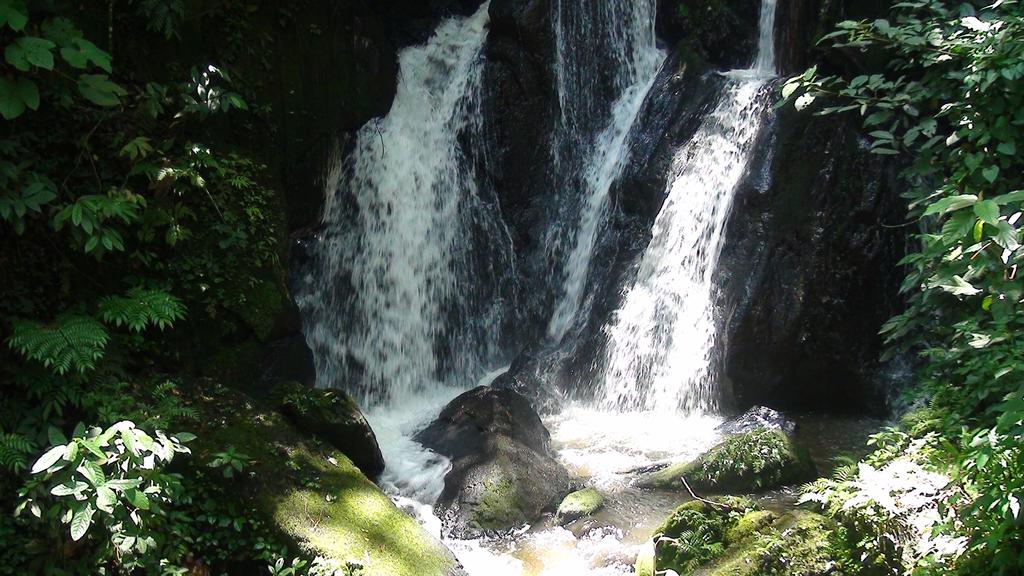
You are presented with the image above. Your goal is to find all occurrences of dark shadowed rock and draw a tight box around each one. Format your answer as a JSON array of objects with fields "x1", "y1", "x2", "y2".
[
  {"x1": 718, "y1": 107, "x2": 905, "y2": 414},
  {"x1": 415, "y1": 386, "x2": 572, "y2": 537},
  {"x1": 490, "y1": 351, "x2": 565, "y2": 414},
  {"x1": 270, "y1": 381, "x2": 385, "y2": 479}
]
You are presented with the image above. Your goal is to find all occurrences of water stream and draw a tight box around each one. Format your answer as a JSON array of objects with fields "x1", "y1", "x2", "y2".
[{"x1": 299, "y1": 0, "x2": 789, "y2": 573}]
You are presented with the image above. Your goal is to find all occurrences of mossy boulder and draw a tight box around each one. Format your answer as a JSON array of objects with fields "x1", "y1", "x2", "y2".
[
  {"x1": 652, "y1": 497, "x2": 757, "y2": 573},
  {"x1": 724, "y1": 509, "x2": 777, "y2": 545},
  {"x1": 189, "y1": 382, "x2": 459, "y2": 576},
  {"x1": 641, "y1": 429, "x2": 817, "y2": 493},
  {"x1": 555, "y1": 488, "x2": 605, "y2": 525},
  {"x1": 271, "y1": 381, "x2": 384, "y2": 479},
  {"x1": 415, "y1": 387, "x2": 571, "y2": 537},
  {"x1": 696, "y1": 510, "x2": 858, "y2": 576},
  {"x1": 648, "y1": 499, "x2": 857, "y2": 576}
]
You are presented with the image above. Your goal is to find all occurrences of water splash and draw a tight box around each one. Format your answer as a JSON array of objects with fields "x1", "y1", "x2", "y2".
[
  {"x1": 295, "y1": 3, "x2": 513, "y2": 406},
  {"x1": 599, "y1": 0, "x2": 780, "y2": 412}
]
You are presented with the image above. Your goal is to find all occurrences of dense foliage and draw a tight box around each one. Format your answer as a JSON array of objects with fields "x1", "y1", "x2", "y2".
[
  {"x1": 784, "y1": 0, "x2": 1024, "y2": 573},
  {"x1": 0, "y1": 1, "x2": 337, "y2": 574}
]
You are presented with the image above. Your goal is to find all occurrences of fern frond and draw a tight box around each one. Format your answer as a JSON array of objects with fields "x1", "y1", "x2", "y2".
[
  {"x1": 8, "y1": 315, "x2": 109, "y2": 374},
  {"x1": 0, "y1": 432, "x2": 37, "y2": 473},
  {"x1": 98, "y1": 287, "x2": 186, "y2": 332}
]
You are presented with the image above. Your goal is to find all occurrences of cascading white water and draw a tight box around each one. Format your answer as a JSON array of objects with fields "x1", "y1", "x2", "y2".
[
  {"x1": 599, "y1": 0, "x2": 779, "y2": 413},
  {"x1": 545, "y1": 0, "x2": 664, "y2": 342},
  {"x1": 295, "y1": 3, "x2": 512, "y2": 406}
]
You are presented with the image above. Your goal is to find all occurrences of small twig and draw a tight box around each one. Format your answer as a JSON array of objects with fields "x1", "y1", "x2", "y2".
[{"x1": 681, "y1": 477, "x2": 733, "y2": 511}]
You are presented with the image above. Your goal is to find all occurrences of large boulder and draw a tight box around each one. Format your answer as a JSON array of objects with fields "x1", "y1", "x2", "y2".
[
  {"x1": 271, "y1": 381, "x2": 385, "y2": 479},
  {"x1": 640, "y1": 428, "x2": 816, "y2": 493},
  {"x1": 414, "y1": 386, "x2": 572, "y2": 537},
  {"x1": 695, "y1": 510, "x2": 857, "y2": 576},
  {"x1": 651, "y1": 497, "x2": 758, "y2": 573},
  {"x1": 188, "y1": 382, "x2": 462, "y2": 576},
  {"x1": 646, "y1": 498, "x2": 857, "y2": 576}
]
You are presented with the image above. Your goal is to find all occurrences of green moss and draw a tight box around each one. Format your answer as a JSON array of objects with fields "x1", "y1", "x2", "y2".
[
  {"x1": 473, "y1": 473, "x2": 526, "y2": 530},
  {"x1": 653, "y1": 498, "x2": 757, "y2": 573},
  {"x1": 230, "y1": 276, "x2": 285, "y2": 342},
  {"x1": 724, "y1": 510, "x2": 777, "y2": 545},
  {"x1": 643, "y1": 429, "x2": 817, "y2": 493},
  {"x1": 555, "y1": 488, "x2": 605, "y2": 524},
  {"x1": 189, "y1": 382, "x2": 455, "y2": 576},
  {"x1": 701, "y1": 511, "x2": 860, "y2": 576}
]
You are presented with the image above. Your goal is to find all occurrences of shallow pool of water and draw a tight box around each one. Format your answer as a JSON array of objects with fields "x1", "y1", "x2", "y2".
[{"x1": 366, "y1": 385, "x2": 886, "y2": 576}]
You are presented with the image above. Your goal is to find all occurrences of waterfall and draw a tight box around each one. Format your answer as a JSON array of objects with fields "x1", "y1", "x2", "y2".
[
  {"x1": 599, "y1": 0, "x2": 780, "y2": 413},
  {"x1": 295, "y1": 3, "x2": 514, "y2": 406},
  {"x1": 545, "y1": 0, "x2": 665, "y2": 342}
]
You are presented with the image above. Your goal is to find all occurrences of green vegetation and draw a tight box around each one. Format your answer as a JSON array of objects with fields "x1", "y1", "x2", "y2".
[
  {"x1": 649, "y1": 499, "x2": 863, "y2": 576},
  {"x1": 0, "y1": 2, "x2": 393, "y2": 574},
  {"x1": 642, "y1": 429, "x2": 816, "y2": 492},
  {"x1": 783, "y1": 1, "x2": 1024, "y2": 573}
]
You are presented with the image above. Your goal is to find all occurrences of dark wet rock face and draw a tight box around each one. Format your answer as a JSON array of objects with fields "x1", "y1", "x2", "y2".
[
  {"x1": 415, "y1": 386, "x2": 572, "y2": 538},
  {"x1": 718, "y1": 107, "x2": 905, "y2": 414},
  {"x1": 656, "y1": 0, "x2": 762, "y2": 70}
]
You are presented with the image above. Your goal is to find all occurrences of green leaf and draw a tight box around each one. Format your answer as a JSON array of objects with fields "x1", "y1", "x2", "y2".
[
  {"x1": 77, "y1": 461, "x2": 106, "y2": 487},
  {"x1": 924, "y1": 195, "x2": 978, "y2": 216},
  {"x1": 47, "y1": 427, "x2": 67, "y2": 448},
  {"x1": 127, "y1": 488, "x2": 150, "y2": 511},
  {"x1": 50, "y1": 481, "x2": 88, "y2": 497},
  {"x1": 5, "y1": 37, "x2": 55, "y2": 70},
  {"x1": 997, "y1": 141, "x2": 1017, "y2": 155},
  {"x1": 983, "y1": 166, "x2": 1000, "y2": 183},
  {"x1": 60, "y1": 38, "x2": 111, "y2": 72},
  {"x1": 974, "y1": 200, "x2": 1000, "y2": 226},
  {"x1": 0, "y1": 3, "x2": 28, "y2": 31},
  {"x1": 996, "y1": 190, "x2": 1024, "y2": 205},
  {"x1": 95, "y1": 486, "x2": 117, "y2": 513},
  {"x1": 31, "y1": 445, "x2": 65, "y2": 474},
  {"x1": 0, "y1": 77, "x2": 38, "y2": 119},
  {"x1": 70, "y1": 503, "x2": 94, "y2": 541},
  {"x1": 77, "y1": 74, "x2": 127, "y2": 107},
  {"x1": 994, "y1": 221, "x2": 1020, "y2": 250},
  {"x1": 937, "y1": 276, "x2": 981, "y2": 296}
]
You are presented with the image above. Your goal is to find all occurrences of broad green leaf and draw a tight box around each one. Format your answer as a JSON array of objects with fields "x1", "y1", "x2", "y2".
[
  {"x1": 924, "y1": 194, "x2": 978, "y2": 216},
  {"x1": 5, "y1": 37, "x2": 55, "y2": 70},
  {"x1": 0, "y1": 3, "x2": 28, "y2": 31},
  {"x1": 0, "y1": 75, "x2": 35, "y2": 121},
  {"x1": 78, "y1": 461, "x2": 106, "y2": 487},
  {"x1": 983, "y1": 166, "x2": 1000, "y2": 183},
  {"x1": 95, "y1": 486, "x2": 116, "y2": 513},
  {"x1": 994, "y1": 221, "x2": 1020, "y2": 250},
  {"x1": 70, "y1": 503, "x2": 94, "y2": 541},
  {"x1": 974, "y1": 200, "x2": 1000, "y2": 225},
  {"x1": 47, "y1": 426, "x2": 67, "y2": 447},
  {"x1": 995, "y1": 190, "x2": 1024, "y2": 206},
  {"x1": 31, "y1": 445, "x2": 65, "y2": 474},
  {"x1": 937, "y1": 275, "x2": 981, "y2": 296},
  {"x1": 77, "y1": 74, "x2": 127, "y2": 107},
  {"x1": 60, "y1": 38, "x2": 111, "y2": 72}
]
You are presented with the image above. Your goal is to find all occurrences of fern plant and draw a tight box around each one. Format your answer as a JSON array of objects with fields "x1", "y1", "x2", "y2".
[
  {"x1": 0, "y1": 432, "x2": 36, "y2": 473},
  {"x1": 98, "y1": 287, "x2": 185, "y2": 332},
  {"x1": 7, "y1": 315, "x2": 110, "y2": 375}
]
